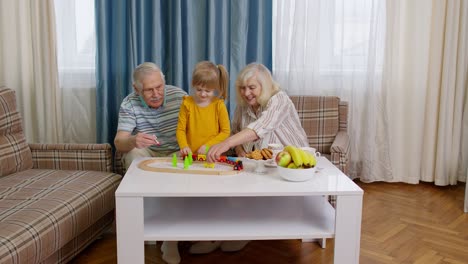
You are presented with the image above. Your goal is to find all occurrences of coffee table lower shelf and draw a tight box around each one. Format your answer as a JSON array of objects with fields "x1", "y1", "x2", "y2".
[{"x1": 143, "y1": 196, "x2": 335, "y2": 241}]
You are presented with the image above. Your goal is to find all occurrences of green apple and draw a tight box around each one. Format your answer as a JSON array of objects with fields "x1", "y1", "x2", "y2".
[{"x1": 275, "y1": 151, "x2": 292, "y2": 167}]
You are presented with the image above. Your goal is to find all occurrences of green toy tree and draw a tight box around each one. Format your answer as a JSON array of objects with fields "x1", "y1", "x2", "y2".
[
  {"x1": 188, "y1": 152, "x2": 193, "y2": 165},
  {"x1": 172, "y1": 153, "x2": 178, "y2": 167}
]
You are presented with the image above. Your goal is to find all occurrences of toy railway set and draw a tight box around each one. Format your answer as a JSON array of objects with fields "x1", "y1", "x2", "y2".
[{"x1": 138, "y1": 154, "x2": 244, "y2": 176}]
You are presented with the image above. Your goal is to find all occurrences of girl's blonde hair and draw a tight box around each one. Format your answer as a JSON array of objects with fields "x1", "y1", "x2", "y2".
[
  {"x1": 191, "y1": 61, "x2": 229, "y2": 100},
  {"x1": 235, "y1": 63, "x2": 280, "y2": 107}
]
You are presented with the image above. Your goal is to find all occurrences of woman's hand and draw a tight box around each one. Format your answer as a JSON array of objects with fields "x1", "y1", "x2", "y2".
[
  {"x1": 180, "y1": 147, "x2": 192, "y2": 157},
  {"x1": 206, "y1": 142, "x2": 230, "y2": 162},
  {"x1": 235, "y1": 145, "x2": 246, "y2": 157},
  {"x1": 206, "y1": 129, "x2": 259, "y2": 162}
]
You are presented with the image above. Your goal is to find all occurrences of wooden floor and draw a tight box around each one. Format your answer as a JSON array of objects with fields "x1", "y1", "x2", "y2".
[{"x1": 70, "y1": 180, "x2": 468, "y2": 264}]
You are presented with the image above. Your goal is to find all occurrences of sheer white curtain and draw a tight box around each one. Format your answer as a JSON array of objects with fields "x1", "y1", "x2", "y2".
[
  {"x1": 54, "y1": 0, "x2": 96, "y2": 143},
  {"x1": 273, "y1": 0, "x2": 468, "y2": 184},
  {"x1": 0, "y1": 0, "x2": 62, "y2": 143},
  {"x1": 274, "y1": 0, "x2": 391, "y2": 181}
]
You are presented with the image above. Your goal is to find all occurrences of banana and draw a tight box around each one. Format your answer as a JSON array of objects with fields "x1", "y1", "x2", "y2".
[
  {"x1": 309, "y1": 152, "x2": 317, "y2": 167},
  {"x1": 287, "y1": 162, "x2": 298, "y2": 169},
  {"x1": 300, "y1": 148, "x2": 311, "y2": 167},
  {"x1": 284, "y1": 145, "x2": 303, "y2": 167}
]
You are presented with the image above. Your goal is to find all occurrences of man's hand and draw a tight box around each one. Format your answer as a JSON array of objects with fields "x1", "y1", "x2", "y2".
[
  {"x1": 134, "y1": 133, "x2": 160, "y2": 149},
  {"x1": 115, "y1": 131, "x2": 160, "y2": 152}
]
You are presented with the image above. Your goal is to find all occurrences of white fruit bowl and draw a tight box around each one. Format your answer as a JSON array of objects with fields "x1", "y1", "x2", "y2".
[{"x1": 277, "y1": 166, "x2": 317, "y2": 182}]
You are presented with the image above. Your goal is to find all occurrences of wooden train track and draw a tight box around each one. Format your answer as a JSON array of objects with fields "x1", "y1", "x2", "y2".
[{"x1": 138, "y1": 158, "x2": 242, "y2": 176}]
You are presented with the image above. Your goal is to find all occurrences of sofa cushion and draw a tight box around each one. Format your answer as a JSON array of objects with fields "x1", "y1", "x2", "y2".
[
  {"x1": 0, "y1": 88, "x2": 32, "y2": 177},
  {"x1": 289, "y1": 96, "x2": 340, "y2": 153},
  {"x1": 0, "y1": 169, "x2": 121, "y2": 264}
]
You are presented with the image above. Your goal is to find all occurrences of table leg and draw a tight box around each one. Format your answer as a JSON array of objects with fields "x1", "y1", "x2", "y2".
[
  {"x1": 334, "y1": 195, "x2": 363, "y2": 264},
  {"x1": 116, "y1": 196, "x2": 144, "y2": 264}
]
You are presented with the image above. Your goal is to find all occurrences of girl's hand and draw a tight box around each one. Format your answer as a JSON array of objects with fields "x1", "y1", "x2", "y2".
[
  {"x1": 197, "y1": 145, "x2": 208, "y2": 155},
  {"x1": 180, "y1": 147, "x2": 192, "y2": 157}
]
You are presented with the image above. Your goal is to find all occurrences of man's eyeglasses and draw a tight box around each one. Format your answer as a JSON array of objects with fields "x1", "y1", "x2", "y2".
[{"x1": 142, "y1": 86, "x2": 164, "y2": 95}]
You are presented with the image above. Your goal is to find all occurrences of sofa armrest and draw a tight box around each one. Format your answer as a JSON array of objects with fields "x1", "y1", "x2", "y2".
[
  {"x1": 331, "y1": 131, "x2": 349, "y2": 153},
  {"x1": 29, "y1": 143, "x2": 113, "y2": 172},
  {"x1": 114, "y1": 150, "x2": 125, "y2": 176},
  {"x1": 330, "y1": 131, "x2": 350, "y2": 175}
]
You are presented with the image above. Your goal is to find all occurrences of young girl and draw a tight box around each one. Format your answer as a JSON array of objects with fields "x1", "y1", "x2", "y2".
[
  {"x1": 159, "y1": 61, "x2": 230, "y2": 264},
  {"x1": 176, "y1": 61, "x2": 231, "y2": 156}
]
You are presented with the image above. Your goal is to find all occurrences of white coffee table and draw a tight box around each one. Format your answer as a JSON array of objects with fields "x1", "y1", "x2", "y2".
[{"x1": 115, "y1": 157, "x2": 363, "y2": 264}]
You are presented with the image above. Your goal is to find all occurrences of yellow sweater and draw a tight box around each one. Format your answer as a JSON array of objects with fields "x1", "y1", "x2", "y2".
[{"x1": 176, "y1": 96, "x2": 231, "y2": 154}]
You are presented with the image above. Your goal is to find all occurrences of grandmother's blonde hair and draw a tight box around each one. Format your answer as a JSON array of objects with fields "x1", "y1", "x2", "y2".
[{"x1": 235, "y1": 63, "x2": 280, "y2": 107}]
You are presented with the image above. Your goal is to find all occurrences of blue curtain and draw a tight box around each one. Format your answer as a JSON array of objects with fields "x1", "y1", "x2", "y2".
[{"x1": 95, "y1": 0, "x2": 272, "y2": 144}]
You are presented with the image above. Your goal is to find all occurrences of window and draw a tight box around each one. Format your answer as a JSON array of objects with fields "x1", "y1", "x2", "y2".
[
  {"x1": 54, "y1": 0, "x2": 96, "y2": 143},
  {"x1": 54, "y1": 0, "x2": 95, "y2": 74},
  {"x1": 273, "y1": 0, "x2": 385, "y2": 76}
]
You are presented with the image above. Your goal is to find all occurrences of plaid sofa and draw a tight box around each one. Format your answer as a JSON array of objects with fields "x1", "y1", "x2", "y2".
[
  {"x1": 0, "y1": 87, "x2": 122, "y2": 264},
  {"x1": 114, "y1": 96, "x2": 349, "y2": 176},
  {"x1": 290, "y1": 96, "x2": 349, "y2": 175}
]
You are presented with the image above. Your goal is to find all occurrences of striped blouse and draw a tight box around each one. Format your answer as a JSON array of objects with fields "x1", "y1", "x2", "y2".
[{"x1": 231, "y1": 91, "x2": 309, "y2": 152}]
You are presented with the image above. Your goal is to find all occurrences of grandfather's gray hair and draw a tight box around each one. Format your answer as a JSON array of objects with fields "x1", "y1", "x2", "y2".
[{"x1": 133, "y1": 62, "x2": 166, "y2": 90}]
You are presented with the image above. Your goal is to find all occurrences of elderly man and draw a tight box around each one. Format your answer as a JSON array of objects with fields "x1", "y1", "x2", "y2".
[
  {"x1": 114, "y1": 62, "x2": 186, "y2": 263},
  {"x1": 115, "y1": 62, "x2": 187, "y2": 168}
]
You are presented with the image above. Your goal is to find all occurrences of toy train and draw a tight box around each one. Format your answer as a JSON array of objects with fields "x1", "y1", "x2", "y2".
[{"x1": 182, "y1": 154, "x2": 244, "y2": 171}]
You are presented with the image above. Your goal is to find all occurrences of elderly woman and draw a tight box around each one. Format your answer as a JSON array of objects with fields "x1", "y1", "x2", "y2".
[
  {"x1": 191, "y1": 63, "x2": 309, "y2": 255},
  {"x1": 206, "y1": 62, "x2": 308, "y2": 161}
]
